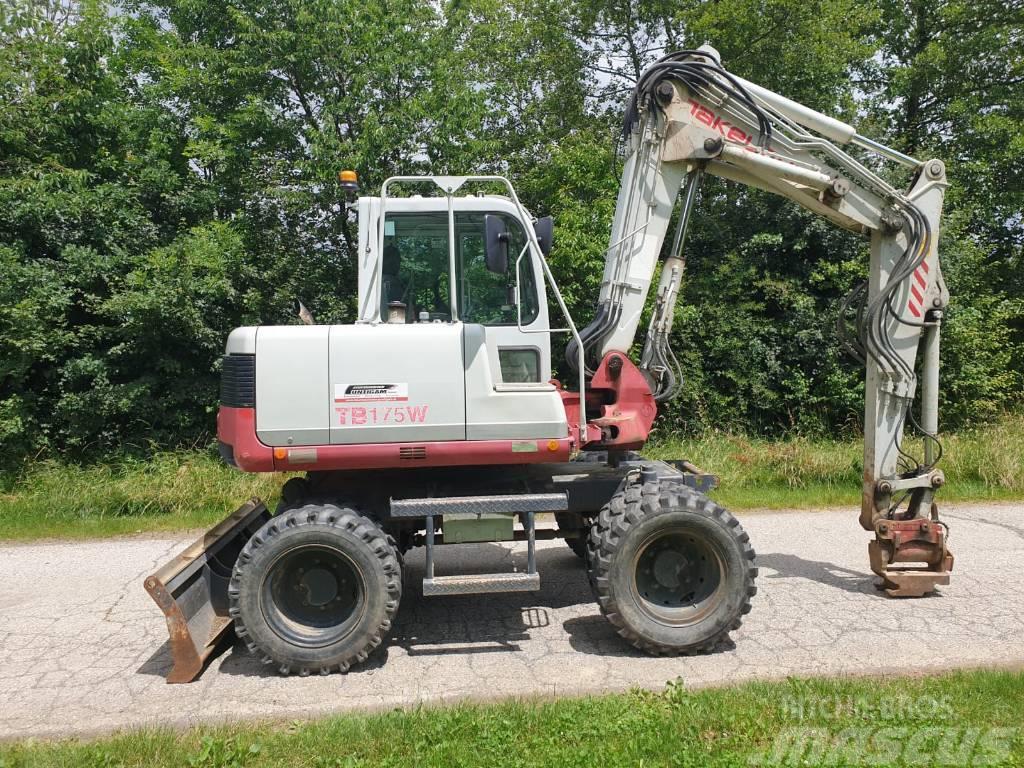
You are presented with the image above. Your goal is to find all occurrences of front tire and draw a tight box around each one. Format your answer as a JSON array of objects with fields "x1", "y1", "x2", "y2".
[
  {"x1": 587, "y1": 475, "x2": 756, "y2": 654},
  {"x1": 229, "y1": 503, "x2": 402, "y2": 676}
]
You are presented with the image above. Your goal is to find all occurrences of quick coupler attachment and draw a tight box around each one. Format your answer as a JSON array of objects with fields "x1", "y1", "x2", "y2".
[
  {"x1": 868, "y1": 517, "x2": 954, "y2": 597},
  {"x1": 144, "y1": 498, "x2": 271, "y2": 682}
]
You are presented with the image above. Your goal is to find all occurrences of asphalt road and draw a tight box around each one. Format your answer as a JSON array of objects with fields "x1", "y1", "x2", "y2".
[{"x1": 1, "y1": 503, "x2": 1021, "y2": 740}]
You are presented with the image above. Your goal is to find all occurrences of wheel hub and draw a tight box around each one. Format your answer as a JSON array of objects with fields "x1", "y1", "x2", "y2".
[
  {"x1": 262, "y1": 545, "x2": 365, "y2": 648},
  {"x1": 632, "y1": 530, "x2": 725, "y2": 625},
  {"x1": 651, "y1": 548, "x2": 689, "y2": 588},
  {"x1": 298, "y1": 567, "x2": 340, "y2": 607}
]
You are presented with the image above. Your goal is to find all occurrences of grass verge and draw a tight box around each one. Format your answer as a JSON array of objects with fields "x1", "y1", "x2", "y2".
[
  {"x1": 0, "y1": 452, "x2": 287, "y2": 541},
  {"x1": 1, "y1": 669, "x2": 1021, "y2": 766},
  {"x1": 648, "y1": 413, "x2": 1024, "y2": 510},
  {"x1": 1, "y1": 415, "x2": 1021, "y2": 541}
]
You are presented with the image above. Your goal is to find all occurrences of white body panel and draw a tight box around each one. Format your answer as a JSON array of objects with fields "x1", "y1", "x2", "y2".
[
  {"x1": 328, "y1": 323, "x2": 465, "y2": 444},
  {"x1": 253, "y1": 319, "x2": 568, "y2": 447},
  {"x1": 255, "y1": 326, "x2": 331, "y2": 446},
  {"x1": 463, "y1": 324, "x2": 566, "y2": 440}
]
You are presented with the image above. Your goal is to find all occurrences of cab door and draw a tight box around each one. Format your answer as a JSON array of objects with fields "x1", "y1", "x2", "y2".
[{"x1": 457, "y1": 213, "x2": 568, "y2": 441}]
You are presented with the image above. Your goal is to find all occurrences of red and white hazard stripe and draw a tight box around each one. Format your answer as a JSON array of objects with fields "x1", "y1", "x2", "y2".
[{"x1": 906, "y1": 259, "x2": 930, "y2": 318}]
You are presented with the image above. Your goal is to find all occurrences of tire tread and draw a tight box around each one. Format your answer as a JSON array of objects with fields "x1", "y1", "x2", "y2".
[
  {"x1": 586, "y1": 473, "x2": 757, "y2": 655},
  {"x1": 229, "y1": 502, "x2": 401, "y2": 676}
]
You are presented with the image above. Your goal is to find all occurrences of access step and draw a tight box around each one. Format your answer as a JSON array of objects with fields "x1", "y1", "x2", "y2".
[
  {"x1": 389, "y1": 493, "x2": 567, "y2": 517},
  {"x1": 398, "y1": 493, "x2": 559, "y2": 597},
  {"x1": 422, "y1": 572, "x2": 541, "y2": 596}
]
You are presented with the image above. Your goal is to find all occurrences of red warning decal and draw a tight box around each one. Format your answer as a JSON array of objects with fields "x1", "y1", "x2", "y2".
[{"x1": 906, "y1": 261, "x2": 930, "y2": 318}]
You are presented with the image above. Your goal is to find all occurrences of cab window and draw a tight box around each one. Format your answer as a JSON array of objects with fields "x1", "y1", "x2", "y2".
[
  {"x1": 380, "y1": 213, "x2": 452, "y2": 322},
  {"x1": 380, "y1": 211, "x2": 540, "y2": 326},
  {"x1": 455, "y1": 213, "x2": 539, "y2": 326}
]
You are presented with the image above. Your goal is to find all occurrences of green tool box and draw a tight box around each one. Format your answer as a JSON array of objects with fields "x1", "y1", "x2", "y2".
[{"x1": 442, "y1": 512, "x2": 515, "y2": 543}]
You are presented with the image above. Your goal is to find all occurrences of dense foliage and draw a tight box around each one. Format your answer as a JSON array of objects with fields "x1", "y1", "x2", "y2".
[{"x1": 1, "y1": 0, "x2": 1021, "y2": 461}]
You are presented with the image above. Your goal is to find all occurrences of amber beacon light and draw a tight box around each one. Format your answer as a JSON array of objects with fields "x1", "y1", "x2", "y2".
[{"x1": 338, "y1": 169, "x2": 359, "y2": 196}]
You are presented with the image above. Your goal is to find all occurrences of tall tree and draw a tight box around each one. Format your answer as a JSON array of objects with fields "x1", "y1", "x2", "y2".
[
  {"x1": 861, "y1": 0, "x2": 1024, "y2": 421},
  {"x1": 1, "y1": 0, "x2": 1020, "y2": 463}
]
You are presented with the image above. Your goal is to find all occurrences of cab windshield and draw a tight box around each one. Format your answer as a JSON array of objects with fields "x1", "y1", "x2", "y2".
[{"x1": 381, "y1": 212, "x2": 539, "y2": 325}]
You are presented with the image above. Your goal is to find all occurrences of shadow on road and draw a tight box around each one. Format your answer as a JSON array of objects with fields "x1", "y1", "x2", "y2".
[
  {"x1": 561, "y1": 614, "x2": 737, "y2": 657},
  {"x1": 141, "y1": 545, "x2": 845, "y2": 680},
  {"x1": 387, "y1": 543, "x2": 592, "y2": 657},
  {"x1": 217, "y1": 642, "x2": 392, "y2": 678},
  {"x1": 136, "y1": 640, "x2": 173, "y2": 678},
  {"x1": 756, "y1": 552, "x2": 881, "y2": 595}
]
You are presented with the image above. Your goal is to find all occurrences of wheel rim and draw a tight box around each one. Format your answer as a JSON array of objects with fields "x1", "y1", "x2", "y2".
[
  {"x1": 260, "y1": 544, "x2": 366, "y2": 648},
  {"x1": 631, "y1": 529, "x2": 725, "y2": 626}
]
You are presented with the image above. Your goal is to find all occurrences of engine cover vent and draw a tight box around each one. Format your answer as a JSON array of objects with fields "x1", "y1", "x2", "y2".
[
  {"x1": 399, "y1": 446, "x2": 427, "y2": 460},
  {"x1": 220, "y1": 354, "x2": 255, "y2": 408}
]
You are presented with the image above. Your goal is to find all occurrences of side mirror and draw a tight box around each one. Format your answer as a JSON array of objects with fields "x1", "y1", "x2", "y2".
[
  {"x1": 484, "y1": 214, "x2": 509, "y2": 274},
  {"x1": 533, "y1": 216, "x2": 553, "y2": 257}
]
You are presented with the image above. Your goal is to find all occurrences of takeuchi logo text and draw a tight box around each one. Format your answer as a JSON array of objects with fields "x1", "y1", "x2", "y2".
[{"x1": 688, "y1": 98, "x2": 768, "y2": 151}]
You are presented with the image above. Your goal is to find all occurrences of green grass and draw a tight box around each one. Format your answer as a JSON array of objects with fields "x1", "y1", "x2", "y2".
[
  {"x1": 649, "y1": 413, "x2": 1024, "y2": 511},
  {"x1": 0, "y1": 452, "x2": 287, "y2": 541},
  {"x1": 1, "y1": 415, "x2": 1021, "y2": 541},
  {"x1": 1, "y1": 669, "x2": 1022, "y2": 766}
]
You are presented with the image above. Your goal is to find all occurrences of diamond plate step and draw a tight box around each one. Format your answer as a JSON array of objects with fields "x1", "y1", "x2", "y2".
[
  {"x1": 390, "y1": 493, "x2": 567, "y2": 518},
  {"x1": 422, "y1": 572, "x2": 541, "y2": 596}
]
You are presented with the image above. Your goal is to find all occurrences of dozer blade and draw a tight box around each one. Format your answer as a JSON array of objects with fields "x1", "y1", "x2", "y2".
[{"x1": 144, "y1": 498, "x2": 271, "y2": 683}]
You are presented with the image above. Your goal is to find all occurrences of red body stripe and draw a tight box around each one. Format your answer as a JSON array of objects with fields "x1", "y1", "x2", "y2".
[
  {"x1": 908, "y1": 302, "x2": 922, "y2": 318},
  {"x1": 911, "y1": 284, "x2": 924, "y2": 303},
  {"x1": 217, "y1": 406, "x2": 573, "y2": 472},
  {"x1": 920, "y1": 259, "x2": 930, "y2": 273},
  {"x1": 914, "y1": 270, "x2": 927, "y2": 289}
]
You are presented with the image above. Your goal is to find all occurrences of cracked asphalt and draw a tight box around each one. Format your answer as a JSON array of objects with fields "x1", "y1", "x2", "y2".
[{"x1": 1, "y1": 503, "x2": 1021, "y2": 740}]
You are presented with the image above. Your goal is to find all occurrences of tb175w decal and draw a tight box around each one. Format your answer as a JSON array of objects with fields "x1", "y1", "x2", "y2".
[
  {"x1": 333, "y1": 383, "x2": 427, "y2": 426},
  {"x1": 335, "y1": 405, "x2": 429, "y2": 426}
]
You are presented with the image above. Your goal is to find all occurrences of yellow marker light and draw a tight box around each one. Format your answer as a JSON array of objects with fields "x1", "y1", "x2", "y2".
[
  {"x1": 547, "y1": 440, "x2": 560, "y2": 452},
  {"x1": 338, "y1": 169, "x2": 359, "y2": 199},
  {"x1": 273, "y1": 448, "x2": 286, "y2": 460}
]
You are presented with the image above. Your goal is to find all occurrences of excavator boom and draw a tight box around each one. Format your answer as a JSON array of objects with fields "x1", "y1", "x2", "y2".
[{"x1": 573, "y1": 45, "x2": 952, "y2": 595}]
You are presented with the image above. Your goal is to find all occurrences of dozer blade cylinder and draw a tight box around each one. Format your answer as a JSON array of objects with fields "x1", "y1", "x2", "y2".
[{"x1": 144, "y1": 498, "x2": 272, "y2": 683}]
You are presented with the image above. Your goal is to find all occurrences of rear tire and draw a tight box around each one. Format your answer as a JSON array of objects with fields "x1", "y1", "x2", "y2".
[
  {"x1": 229, "y1": 503, "x2": 401, "y2": 676},
  {"x1": 587, "y1": 474, "x2": 756, "y2": 654}
]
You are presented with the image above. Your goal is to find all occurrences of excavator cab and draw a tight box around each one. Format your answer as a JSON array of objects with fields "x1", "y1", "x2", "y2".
[{"x1": 351, "y1": 181, "x2": 571, "y2": 443}]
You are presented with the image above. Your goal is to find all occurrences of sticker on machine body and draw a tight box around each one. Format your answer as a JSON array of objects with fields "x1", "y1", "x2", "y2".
[
  {"x1": 334, "y1": 383, "x2": 408, "y2": 403},
  {"x1": 333, "y1": 383, "x2": 427, "y2": 426}
]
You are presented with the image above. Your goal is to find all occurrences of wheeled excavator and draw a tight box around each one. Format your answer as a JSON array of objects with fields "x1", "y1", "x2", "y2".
[{"x1": 145, "y1": 45, "x2": 953, "y2": 682}]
